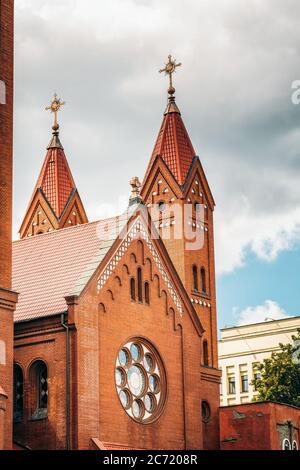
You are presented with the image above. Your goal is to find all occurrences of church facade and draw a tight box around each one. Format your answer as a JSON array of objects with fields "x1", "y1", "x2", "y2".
[{"x1": 1, "y1": 2, "x2": 220, "y2": 450}]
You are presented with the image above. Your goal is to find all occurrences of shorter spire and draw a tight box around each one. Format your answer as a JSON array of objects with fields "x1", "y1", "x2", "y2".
[
  {"x1": 45, "y1": 94, "x2": 65, "y2": 149},
  {"x1": 159, "y1": 54, "x2": 182, "y2": 115}
]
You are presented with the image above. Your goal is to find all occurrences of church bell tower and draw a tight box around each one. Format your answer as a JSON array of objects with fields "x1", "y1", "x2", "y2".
[{"x1": 141, "y1": 58, "x2": 220, "y2": 437}]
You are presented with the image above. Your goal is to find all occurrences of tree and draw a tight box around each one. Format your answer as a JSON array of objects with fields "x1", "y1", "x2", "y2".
[{"x1": 252, "y1": 330, "x2": 300, "y2": 408}]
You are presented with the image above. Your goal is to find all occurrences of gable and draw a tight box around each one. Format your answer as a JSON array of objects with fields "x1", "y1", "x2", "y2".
[
  {"x1": 19, "y1": 188, "x2": 59, "y2": 238},
  {"x1": 79, "y1": 208, "x2": 204, "y2": 336},
  {"x1": 96, "y1": 215, "x2": 184, "y2": 317}
]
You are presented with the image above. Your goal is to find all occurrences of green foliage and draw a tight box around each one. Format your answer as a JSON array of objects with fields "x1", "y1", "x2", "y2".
[{"x1": 252, "y1": 329, "x2": 300, "y2": 408}]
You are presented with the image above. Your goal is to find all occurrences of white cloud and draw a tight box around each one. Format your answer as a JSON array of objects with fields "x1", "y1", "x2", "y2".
[{"x1": 236, "y1": 300, "x2": 290, "y2": 326}]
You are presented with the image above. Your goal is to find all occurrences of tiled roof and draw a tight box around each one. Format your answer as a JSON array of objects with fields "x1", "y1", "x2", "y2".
[
  {"x1": 35, "y1": 145, "x2": 76, "y2": 218},
  {"x1": 12, "y1": 217, "x2": 120, "y2": 323},
  {"x1": 144, "y1": 98, "x2": 196, "y2": 186}
]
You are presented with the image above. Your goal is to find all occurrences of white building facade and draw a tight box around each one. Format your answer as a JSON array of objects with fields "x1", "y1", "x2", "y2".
[{"x1": 218, "y1": 316, "x2": 300, "y2": 406}]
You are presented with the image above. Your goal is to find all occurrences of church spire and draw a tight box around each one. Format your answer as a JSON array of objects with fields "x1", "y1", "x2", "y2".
[
  {"x1": 19, "y1": 95, "x2": 88, "y2": 238},
  {"x1": 143, "y1": 55, "x2": 196, "y2": 187}
]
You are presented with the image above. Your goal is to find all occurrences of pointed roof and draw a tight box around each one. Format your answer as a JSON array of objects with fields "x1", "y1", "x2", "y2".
[
  {"x1": 144, "y1": 93, "x2": 196, "y2": 187},
  {"x1": 32, "y1": 127, "x2": 76, "y2": 218}
]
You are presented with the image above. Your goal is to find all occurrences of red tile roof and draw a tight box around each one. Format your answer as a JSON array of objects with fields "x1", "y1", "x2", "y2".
[
  {"x1": 12, "y1": 217, "x2": 118, "y2": 322},
  {"x1": 144, "y1": 99, "x2": 196, "y2": 186},
  {"x1": 35, "y1": 146, "x2": 76, "y2": 218}
]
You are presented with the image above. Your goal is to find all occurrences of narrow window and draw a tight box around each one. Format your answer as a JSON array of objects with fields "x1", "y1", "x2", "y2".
[
  {"x1": 241, "y1": 374, "x2": 249, "y2": 393},
  {"x1": 203, "y1": 341, "x2": 209, "y2": 366},
  {"x1": 137, "y1": 267, "x2": 142, "y2": 303},
  {"x1": 144, "y1": 282, "x2": 150, "y2": 305},
  {"x1": 130, "y1": 278, "x2": 135, "y2": 301},
  {"x1": 192, "y1": 265, "x2": 198, "y2": 291},
  {"x1": 30, "y1": 360, "x2": 48, "y2": 420},
  {"x1": 201, "y1": 401, "x2": 211, "y2": 423},
  {"x1": 228, "y1": 376, "x2": 236, "y2": 395},
  {"x1": 201, "y1": 267, "x2": 206, "y2": 293},
  {"x1": 13, "y1": 364, "x2": 24, "y2": 422},
  {"x1": 0, "y1": 80, "x2": 6, "y2": 105},
  {"x1": 253, "y1": 372, "x2": 261, "y2": 391}
]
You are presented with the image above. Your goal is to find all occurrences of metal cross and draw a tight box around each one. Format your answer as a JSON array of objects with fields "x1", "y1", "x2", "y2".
[
  {"x1": 45, "y1": 93, "x2": 65, "y2": 129},
  {"x1": 159, "y1": 54, "x2": 182, "y2": 90}
]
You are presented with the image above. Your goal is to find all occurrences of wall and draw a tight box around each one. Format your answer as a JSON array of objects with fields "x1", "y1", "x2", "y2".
[
  {"x1": 219, "y1": 316, "x2": 300, "y2": 406},
  {"x1": 13, "y1": 315, "x2": 68, "y2": 449},
  {"x1": 220, "y1": 402, "x2": 300, "y2": 450},
  {"x1": 73, "y1": 236, "x2": 205, "y2": 450}
]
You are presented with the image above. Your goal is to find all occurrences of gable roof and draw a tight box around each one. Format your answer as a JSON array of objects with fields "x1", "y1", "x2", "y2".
[
  {"x1": 13, "y1": 217, "x2": 118, "y2": 322},
  {"x1": 143, "y1": 96, "x2": 196, "y2": 187}
]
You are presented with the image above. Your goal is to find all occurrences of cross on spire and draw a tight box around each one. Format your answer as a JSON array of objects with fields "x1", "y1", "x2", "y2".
[
  {"x1": 45, "y1": 93, "x2": 65, "y2": 131},
  {"x1": 159, "y1": 54, "x2": 182, "y2": 95}
]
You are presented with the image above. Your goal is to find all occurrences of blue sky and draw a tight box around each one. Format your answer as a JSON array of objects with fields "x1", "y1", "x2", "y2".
[{"x1": 217, "y1": 244, "x2": 300, "y2": 329}]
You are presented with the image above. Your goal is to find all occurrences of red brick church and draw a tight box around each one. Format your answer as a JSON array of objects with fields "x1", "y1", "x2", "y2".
[{"x1": 0, "y1": 1, "x2": 221, "y2": 450}]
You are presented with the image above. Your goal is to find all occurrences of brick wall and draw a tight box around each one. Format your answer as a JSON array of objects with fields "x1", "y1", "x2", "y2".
[
  {"x1": 220, "y1": 402, "x2": 300, "y2": 450},
  {"x1": 0, "y1": 0, "x2": 16, "y2": 450}
]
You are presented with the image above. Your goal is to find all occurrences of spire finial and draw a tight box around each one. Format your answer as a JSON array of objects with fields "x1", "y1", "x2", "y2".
[
  {"x1": 45, "y1": 93, "x2": 65, "y2": 131},
  {"x1": 159, "y1": 54, "x2": 182, "y2": 96},
  {"x1": 129, "y1": 176, "x2": 142, "y2": 205}
]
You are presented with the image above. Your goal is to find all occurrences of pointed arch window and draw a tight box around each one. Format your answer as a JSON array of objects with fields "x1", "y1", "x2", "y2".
[
  {"x1": 130, "y1": 278, "x2": 136, "y2": 301},
  {"x1": 203, "y1": 341, "x2": 209, "y2": 366},
  {"x1": 137, "y1": 267, "x2": 143, "y2": 303},
  {"x1": 13, "y1": 364, "x2": 24, "y2": 422},
  {"x1": 30, "y1": 360, "x2": 48, "y2": 420},
  {"x1": 192, "y1": 265, "x2": 198, "y2": 291},
  {"x1": 201, "y1": 267, "x2": 207, "y2": 294},
  {"x1": 145, "y1": 282, "x2": 150, "y2": 305}
]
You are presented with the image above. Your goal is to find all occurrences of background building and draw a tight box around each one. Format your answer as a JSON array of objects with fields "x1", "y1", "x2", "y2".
[
  {"x1": 218, "y1": 316, "x2": 300, "y2": 406},
  {"x1": 220, "y1": 402, "x2": 300, "y2": 450}
]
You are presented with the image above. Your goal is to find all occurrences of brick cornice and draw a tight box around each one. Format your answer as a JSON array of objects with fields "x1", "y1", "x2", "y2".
[{"x1": 0, "y1": 287, "x2": 18, "y2": 312}]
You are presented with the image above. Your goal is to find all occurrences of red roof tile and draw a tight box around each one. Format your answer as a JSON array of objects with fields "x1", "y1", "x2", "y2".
[
  {"x1": 144, "y1": 99, "x2": 196, "y2": 186},
  {"x1": 12, "y1": 218, "x2": 118, "y2": 322},
  {"x1": 35, "y1": 146, "x2": 76, "y2": 217}
]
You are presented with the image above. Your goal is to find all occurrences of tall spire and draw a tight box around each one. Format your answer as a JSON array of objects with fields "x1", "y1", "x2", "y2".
[
  {"x1": 143, "y1": 55, "x2": 196, "y2": 186},
  {"x1": 19, "y1": 95, "x2": 88, "y2": 238}
]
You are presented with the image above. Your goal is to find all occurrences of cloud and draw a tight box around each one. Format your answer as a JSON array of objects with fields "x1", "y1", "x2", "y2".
[
  {"x1": 13, "y1": 0, "x2": 300, "y2": 275},
  {"x1": 236, "y1": 300, "x2": 290, "y2": 326}
]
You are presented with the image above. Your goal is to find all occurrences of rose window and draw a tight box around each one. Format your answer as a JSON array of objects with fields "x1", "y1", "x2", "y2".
[{"x1": 115, "y1": 339, "x2": 166, "y2": 423}]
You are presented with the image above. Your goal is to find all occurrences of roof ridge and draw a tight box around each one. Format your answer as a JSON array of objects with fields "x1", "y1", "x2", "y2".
[{"x1": 13, "y1": 215, "x2": 120, "y2": 244}]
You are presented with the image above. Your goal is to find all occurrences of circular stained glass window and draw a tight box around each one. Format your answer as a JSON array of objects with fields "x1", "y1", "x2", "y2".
[{"x1": 115, "y1": 339, "x2": 166, "y2": 423}]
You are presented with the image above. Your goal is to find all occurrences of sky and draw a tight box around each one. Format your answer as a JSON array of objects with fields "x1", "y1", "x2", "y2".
[{"x1": 13, "y1": 0, "x2": 300, "y2": 329}]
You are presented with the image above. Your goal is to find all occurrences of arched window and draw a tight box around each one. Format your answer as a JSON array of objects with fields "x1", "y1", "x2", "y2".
[
  {"x1": 203, "y1": 341, "x2": 209, "y2": 366},
  {"x1": 202, "y1": 401, "x2": 211, "y2": 423},
  {"x1": 137, "y1": 268, "x2": 142, "y2": 303},
  {"x1": 192, "y1": 265, "x2": 198, "y2": 291},
  {"x1": 13, "y1": 364, "x2": 24, "y2": 422},
  {"x1": 30, "y1": 360, "x2": 48, "y2": 420},
  {"x1": 201, "y1": 267, "x2": 207, "y2": 293},
  {"x1": 145, "y1": 282, "x2": 150, "y2": 305},
  {"x1": 130, "y1": 278, "x2": 135, "y2": 301}
]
